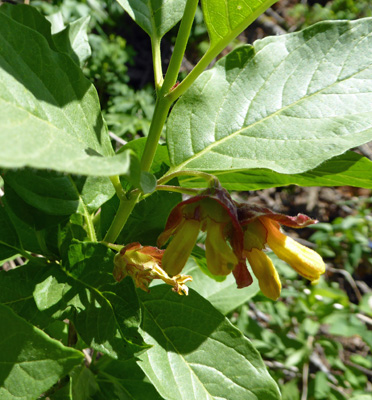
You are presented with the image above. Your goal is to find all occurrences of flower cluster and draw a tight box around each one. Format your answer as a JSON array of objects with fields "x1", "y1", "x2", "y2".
[
  {"x1": 157, "y1": 186, "x2": 325, "y2": 300},
  {"x1": 114, "y1": 185, "x2": 325, "y2": 299}
]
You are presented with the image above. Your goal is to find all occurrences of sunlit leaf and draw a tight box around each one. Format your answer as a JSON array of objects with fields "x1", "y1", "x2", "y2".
[{"x1": 168, "y1": 19, "x2": 372, "y2": 175}]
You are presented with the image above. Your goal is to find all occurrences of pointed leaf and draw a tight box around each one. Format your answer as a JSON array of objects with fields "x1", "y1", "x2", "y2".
[
  {"x1": 138, "y1": 285, "x2": 281, "y2": 400},
  {"x1": 53, "y1": 16, "x2": 91, "y2": 67},
  {"x1": 0, "y1": 303, "x2": 83, "y2": 400},
  {"x1": 202, "y1": 0, "x2": 277, "y2": 48},
  {"x1": 0, "y1": 8, "x2": 140, "y2": 180},
  {"x1": 116, "y1": 0, "x2": 187, "y2": 39},
  {"x1": 167, "y1": 19, "x2": 372, "y2": 174}
]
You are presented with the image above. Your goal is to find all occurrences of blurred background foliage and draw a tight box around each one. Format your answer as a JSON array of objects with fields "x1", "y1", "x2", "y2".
[{"x1": 22, "y1": 0, "x2": 372, "y2": 398}]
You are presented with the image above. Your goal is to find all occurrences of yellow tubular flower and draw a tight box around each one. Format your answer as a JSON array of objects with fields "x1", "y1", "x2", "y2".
[
  {"x1": 162, "y1": 219, "x2": 201, "y2": 276},
  {"x1": 245, "y1": 248, "x2": 282, "y2": 301},
  {"x1": 205, "y1": 220, "x2": 238, "y2": 275},
  {"x1": 262, "y1": 218, "x2": 326, "y2": 281}
]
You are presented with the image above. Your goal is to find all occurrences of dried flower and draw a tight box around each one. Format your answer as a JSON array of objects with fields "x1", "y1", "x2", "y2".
[{"x1": 113, "y1": 243, "x2": 192, "y2": 295}]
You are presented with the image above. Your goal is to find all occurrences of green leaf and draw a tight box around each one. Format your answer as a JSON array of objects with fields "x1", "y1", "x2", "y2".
[
  {"x1": 178, "y1": 151, "x2": 372, "y2": 190},
  {"x1": 0, "y1": 303, "x2": 83, "y2": 400},
  {"x1": 138, "y1": 285, "x2": 281, "y2": 400},
  {"x1": 53, "y1": 16, "x2": 92, "y2": 67},
  {"x1": 94, "y1": 358, "x2": 163, "y2": 400},
  {"x1": 35, "y1": 244, "x2": 147, "y2": 359},
  {"x1": 70, "y1": 365, "x2": 99, "y2": 400},
  {"x1": 0, "y1": 205, "x2": 21, "y2": 263},
  {"x1": 118, "y1": 138, "x2": 170, "y2": 177},
  {"x1": 140, "y1": 172, "x2": 157, "y2": 194},
  {"x1": 74, "y1": 175, "x2": 116, "y2": 214},
  {"x1": 202, "y1": 0, "x2": 277, "y2": 49},
  {"x1": 116, "y1": 0, "x2": 187, "y2": 39},
  {"x1": 167, "y1": 19, "x2": 372, "y2": 175},
  {"x1": 0, "y1": 3, "x2": 57, "y2": 49},
  {"x1": 0, "y1": 4, "x2": 91, "y2": 68},
  {"x1": 0, "y1": 259, "x2": 55, "y2": 328},
  {"x1": 184, "y1": 258, "x2": 259, "y2": 315},
  {"x1": 2, "y1": 184, "x2": 65, "y2": 256},
  {"x1": 3, "y1": 170, "x2": 81, "y2": 216},
  {"x1": 117, "y1": 191, "x2": 181, "y2": 246},
  {"x1": 0, "y1": 7, "x2": 140, "y2": 180},
  {"x1": 0, "y1": 245, "x2": 147, "y2": 359}
]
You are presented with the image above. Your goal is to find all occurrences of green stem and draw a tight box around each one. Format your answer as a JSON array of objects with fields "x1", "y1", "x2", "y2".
[
  {"x1": 155, "y1": 185, "x2": 201, "y2": 195},
  {"x1": 109, "y1": 175, "x2": 127, "y2": 201},
  {"x1": 103, "y1": 2, "x2": 198, "y2": 243},
  {"x1": 167, "y1": 1, "x2": 277, "y2": 102},
  {"x1": 161, "y1": 0, "x2": 199, "y2": 94},
  {"x1": 103, "y1": 193, "x2": 139, "y2": 244},
  {"x1": 140, "y1": 97, "x2": 171, "y2": 173},
  {"x1": 151, "y1": 37, "x2": 163, "y2": 91},
  {"x1": 166, "y1": 49, "x2": 215, "y2": 102},
  {"x1": 157, "y1": 170, "x2": 218, "y2": 185},
  {"x1": 85, "y1": 210, "x2": 97, "y2": 242}
]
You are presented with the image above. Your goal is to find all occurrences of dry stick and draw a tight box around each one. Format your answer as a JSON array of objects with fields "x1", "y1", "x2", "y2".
[
  {"x1": 344, "y1": 359, "x2": 372, "y2": 377},
  {"x1": 326, "y1": 266, "x2": 363, "y2": 302},
  {"x1": 356, "y1": 313, "x2": 372, "y2": 326},
  {"x1": 301, "y1": 336, "x2": 314, "y2": 400}
]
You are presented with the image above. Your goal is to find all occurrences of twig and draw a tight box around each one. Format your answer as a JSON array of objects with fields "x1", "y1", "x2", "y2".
[
  {"x1": 356, "y1": 313, "x2": 372, "y2": 326},
  {"x1": 326, "y1": 266, "x2": 362, "y2": 302},
  {"x1": 301, "y1": 336, "x2": 314, "y2": 400},
  {"x1": 301, "y1": 361, "x2": 310, "y2": 400},
  {"x1": 109, "y1": 131, "x2": 127, "y2": 146},
  {"x1": 344, "y1": 359, "x2": 372, "y2": 377},
  {"x1": 327, "y1": 382, "x2": 350, "y2": 398},
  {"x1": 310, "y1": 346, "x2": 338, "y2": 384},
  {"x1": 264, "y1": 360, "x2": 299, "y2": 378}
]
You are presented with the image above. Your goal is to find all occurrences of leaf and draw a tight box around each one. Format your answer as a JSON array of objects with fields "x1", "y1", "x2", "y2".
[
  {"x1": 70, "y1": 365, "x2": 99, "y2": 400},
  {"x1": 137, "y1": 285, "x2": 281, "y2": 400},
  {"x1": 2, "y1": 184, "x2": 66, "y2": 256},
  {"x1": 118, "y1": 138, "x2": 170, "y2": 177},
  {"x1": 0, "y1": 259, "x2": 56, "y2": 328},
  {"x1": 0, "y1": 4, "x2": 91, "y2": 68},
  {"x1": 117, "y1": 191, "x2": 181, "y2": 246},
  {"x1": 94, "y1": 358, "x2": 163, "y2": 400},
  {"x1": 167, "y1": 19, "x2": 372, "y2": 175},
  {"x1": 0, "y1": 245, "x2": 147, "y2": 359},
  {"x1": 53, "y1": 16, "x2": 92, "y2": 67},
  {"x1": 74, "y1": 175, "x2": 116, "y2": 214},
  {"x1": 0, "y1": 3, "x2": 57, "y2": 49},
  {"x1": 0, "y1": 303, "x2": 83, "y2": 400},
  {"x1": 116, "y1": 0, "x2": 187, "y2": 39},
  {"x1": 184, "y1": 258, "x2": 259, "y2": 315},
  {"x1": 140, "y1": 172, "x2": 157, "y2": 194},
  {"x1": 38, "y1": 242, "x2": 147, "y2": 359},
  {"x1": 0, "y1": 205, "x2": 21, "y2": 263},
  {"x1": 0, "y1": 7, "x2": 140, "y2": 180},
  {"x1": 3, "y1": 169, "x2": 81, "y2": 216},
  {"x1": 178, "y1": 152, "x2": 372, "y2": 190},
  {"x1": 202, "y1": 0, "x2": 277, "y2": 49}
]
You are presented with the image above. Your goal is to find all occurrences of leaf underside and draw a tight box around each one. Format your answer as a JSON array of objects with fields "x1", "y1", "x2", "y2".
[{"x1": 167, "y1": 18, "x2": 372, "y2": 176}]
